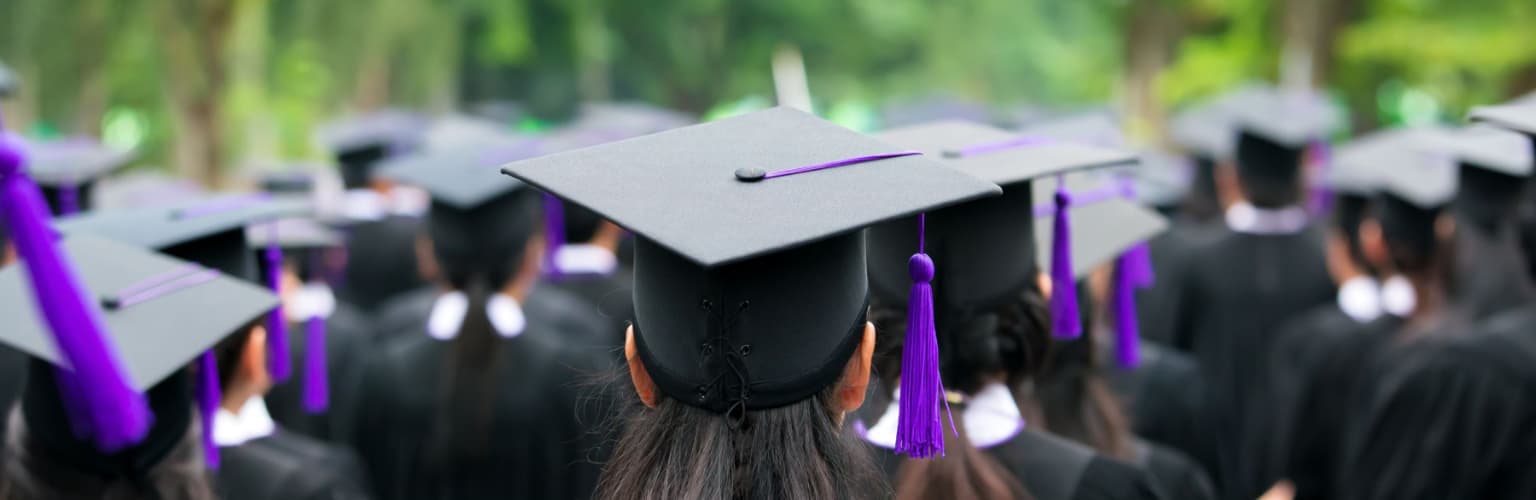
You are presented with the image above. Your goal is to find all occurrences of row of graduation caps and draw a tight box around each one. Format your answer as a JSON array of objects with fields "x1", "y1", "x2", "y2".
[{"x1": 0, "y1": 79, "x2": 1532, "y2": 464}]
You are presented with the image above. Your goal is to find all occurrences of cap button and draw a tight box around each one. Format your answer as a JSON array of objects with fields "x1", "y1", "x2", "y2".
[
  {"x1": 734, "y1": 168, "x2": 766, "y2": 182},
  {"x1": 941, "y1": 149, "x2": 963, "y2": 159}
]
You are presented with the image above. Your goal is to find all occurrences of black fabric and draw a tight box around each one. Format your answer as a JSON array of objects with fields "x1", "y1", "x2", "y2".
[
  {"x1": 40, "y1": 182, "x2": 97, "y2": 215},
  {"x1": 337, "y1": 216, "x2": 426, "y2": 312},
  {"x1": 1133, "y1": 219, "x2": 1223, "y2": 346},
  {"x1": 1333, "y1": 317, "x2": 1536, "y2": 500},
  {"x1": 1103, "y1": 340, "x2": 1215, "y2": 486},
  {"x1": 1283, "y1": 318, "x2": 1396, "y2": 500},
  {"x1": 338, "y1": 144, "x2": 389, "y2": 191},
  {"x1": 1453, "y1": 162, "x2": 1527, "y2": 238},
  {"x1": 1234, "y1": 131, "x2": 1304, "y2": 208},
  {"x1": 1132, "y1": 440, "x2": 1216, "y2": 500},
  {"x1": 1452, "y1": 223, "x2": 1536, "y2": 321},
  {"x1": 346, "y1": 287, "x2": 611, "y2": 500},
  {"x1": 1168, "y1": 226, "x2": 1334, "y2": 500},
  {"x1": 265, "y1": 302, "x2": 376, "y2": 443},
  {"x1": 215, "y1": 430, "x2": 373, "y2": 500},
  {"x1": 370, "y1": 287, "x2": 439, "y2": 342},
  {"x1": 548, "y1": 267, "x2": 634, "y2": 350},
  {"x1": 0, "y1": 343, "x2": 27, "y2": 463},
  {"x1": 20, "y1": 362, "x2": 195, "y2": 481},
  {"x1": 868, "y1": 428, "x2": 1165, "y2": 500}
]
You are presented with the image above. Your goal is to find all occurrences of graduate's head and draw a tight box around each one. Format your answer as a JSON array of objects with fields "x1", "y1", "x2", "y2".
[
  {"x1": 1233, "y1": 130, "x2": 1305, "y2": 209},
  {"x1": 210, "y1": 320, "x2": 271, "y2": 408},
  {"x1": 1359, "y1": 158, "x2": 1457, "y2": 282},
  {"x1": 505, "y1": 108, "x2": 999, "y2": 500},
  {"x1": 1327, "y1": 194, "x2": 1377, "y2": 283},
  {"x1": 1443, "y1": 126, "x2": 1533, "y2": 238}
]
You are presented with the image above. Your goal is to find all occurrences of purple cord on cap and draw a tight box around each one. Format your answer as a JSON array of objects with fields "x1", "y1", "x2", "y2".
[
  {"x1": 1049, "y1": 175, "x2": 1081, "y2": 339},
  {"x1": 761, "y1": 150, "x2": 924, "y2": 179},
  {"x1": 0, "y1": 129, "x2": 150, "y2": 452},
  {"x1": 302, "y1": 315, "x2": 329, "y2": 413},
  {"x1": 542, "y1": 192, "x2": 566, "y2": 281},
  {"x1": 264, "y1": 223, "x2": 292, "y2": 383},
  {"x1": 175, "y1": 193, "x2": 271, "y2": 219},
  {"x1": 943, "y1": 135, "x2": 1053, "y2": 158},
  {"x1": 197, "y1": 350, "x2": 221, "y2": 469},
  {"x1": 111, "y1": 269, "x2": 219, "y2": 309},
  {"x1": 1113, "y1": 253, "x2": 1141, "y2": 369},
  {"x1": 895, "y1": 213, "x2": 952, "y2": 459}
]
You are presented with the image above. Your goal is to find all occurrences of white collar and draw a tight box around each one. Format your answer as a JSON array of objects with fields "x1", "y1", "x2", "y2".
[
  {"x1": 1225, "y1": 202, "x2": 1309, "y2": 235},
  {"x1": 427, "y1": 291, "x2": 526, "y2": 340},
  {"x1": 1380, "y1": 275, "x2": 1417, "y2": 318},
  {"x1": 213, "y1": 397, "x2": 277, "y2": 447},
  {"x1": 285, "y1": 283, "x2": 336, "y2": 322},
  {"x1": 340, "y1": 188, "x2": 428, "y2": 221},
  {"x1": 552, "y1": 244, "x2": 619, "y2": 277},
  {"x1": 1337, "y1": 276, "x2": 1383, "y2": 323},
  {"x1": 858, "y1": 382, "x2": 1025, "y2": 450}
]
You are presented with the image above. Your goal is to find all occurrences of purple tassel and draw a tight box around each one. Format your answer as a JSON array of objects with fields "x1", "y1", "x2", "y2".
[
  {"x1": 264, "y1": 225, "x2": 291, "y2": 382},
  {"x1": 542, "y1": 192, "x2": 566, "y2": 280},
  {"x1": 1113, "y1": 254, "x2": 1141, "y2": 370},
  {"x1": 1049, "y1": 178, "x2": 1081, "y2": 339},
  {"x1": 1308, "y1": 139, "x2": 1333, "y2": 216},
  {"x1": 1124, "y1": 242, "x2": 1155, "y2": 289},
  {"x1": 57, "y1": 184, "x2": 80, "y2": 216},
  {"x1": 302, "y1": 315, "x2": 329, "y2": 413},
  {"x1": 197, "y1": 350, "x2": 221, "y2": 469},
  {"x1": 896, "y1": 213, "x2": 947, "y2": 459},
  {"x1": 0, "y1": 131, "x2": 150, "y2": 452}
]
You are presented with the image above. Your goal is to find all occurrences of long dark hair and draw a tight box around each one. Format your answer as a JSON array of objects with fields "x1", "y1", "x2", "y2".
[
  {"x1": 869, "y1": 283, "x2": 1053, "y2": 500},
  {"x1": 423, "y1": 192, "x2": 537, "y2": 464},
  {"x1": 1034, "y1": 281, "x2": 1135, "y2": 460},
  {"x1": 596, "y1": 382, "x2": 885, "y2": 500}
]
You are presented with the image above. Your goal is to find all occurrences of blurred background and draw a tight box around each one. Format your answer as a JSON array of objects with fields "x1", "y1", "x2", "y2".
[{"x1": 1, "y1": 0, "x2": 1533, "y2": 187}]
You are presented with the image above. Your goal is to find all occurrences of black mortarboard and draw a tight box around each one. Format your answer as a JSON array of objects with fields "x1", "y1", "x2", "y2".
[
  {"x1": 1168, "y1": 84, "x2": 1274, "y2": 160},
  {"x1": 571, "y1": 101, "x2": 695, "y2": 138},
  {"x1": 1016, "y1": 111, "x2": 1126, "y2": 148},
  {"x1": 867, "y1": 120, "x2": 1136, "y2": 325},
  {"x1": 880, "y1": 94, "x2": 996, "y2": 128},
  {"x1": 0, "y1": 234, "x2": 276, "y2": 473},
  {"x1": 246, "y1": 217, "x2": 343, "y2": 250},
  {"x1": 378, "y1": 139, "x2": 539, "y2": 290},
  {"x1": 501, "y1": 108, "x2": 998, "y2": 421},
  {"x1": 1032, "y1": 179, "x2": 1169, "y2": 278},
  {"x1": 22, "y1": 138, "x2": 135, "y2": 216},
  {"x1": 1232, "y1": 88, "x2": 1338, "y2": 185},
  {"x1": 55, "y1": 194, "x2": 309, "y2": 281},
  {"x1": 1372, "y1": 140, "x2": 1457, "y2": 271},
  {"x1": 1438, "y1": 125, "x2": 1533, "y2": 235},
  {"x1": 1469, "y1": 94, "x2": 1536, "y2": 137},
  {"x1": 316, "y1": 110, "x2": 424, "y2": 189},
  {"x1": 1123, "y1": 151, "x2": 1190, "y2": 212}
]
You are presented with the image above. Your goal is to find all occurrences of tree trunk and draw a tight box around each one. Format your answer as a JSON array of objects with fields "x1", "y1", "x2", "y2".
[
  {"x1": 1123, "y1": 0, "x2": 1180, "y2": 143},
  {"x1": 157, "y1": 0, "x2": 234, "y2": 187}
]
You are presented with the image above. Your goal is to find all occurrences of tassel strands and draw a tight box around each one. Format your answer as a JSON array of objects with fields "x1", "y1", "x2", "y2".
[
  {"x1": 302, "y1": 315, "x2": 329, "y2": 413},
  {"x1": 896, "y1": 213, "x2": 949, "y2": 459},
  {"x1": 1113, "y1": 254, "x2": 1141, "y2": 369},
  {"x1": 198, "y1": 350, "x2": 222, "y2": 469},
  {"x1": 1049, "y1": 175, "x2": 1081, "y2": 339},
  {"x1": 264, "y1": 224, "x2": 292, "y2": 382}
]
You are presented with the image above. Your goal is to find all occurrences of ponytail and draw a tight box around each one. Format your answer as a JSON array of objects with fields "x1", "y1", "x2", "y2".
[
  {"x1": 428, "y1": 279, "x2": 505, "y2": 464},
  {"x1": 1035, "y1": 280, "x2": 1135, "y2": 460},
  {"x1": 893, "y1": 405, "x2": 1032, "y2": 500}
]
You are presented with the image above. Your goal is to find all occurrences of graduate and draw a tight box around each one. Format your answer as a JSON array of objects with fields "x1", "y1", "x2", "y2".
[
  {"x1": 1283, "y1": 147, "x2": 1467, "y2": 500},
  {"x1": 1468, "y1": 96, "x2": 1536, "y2": 331},
  {"x1": 1440, "y1": 125, "x2": 1536, "y2": 320},
  {"x1": 1027, "y1": 174, "x2": 1216, "y2": 500},
  {"x1": 542, "y1": 196, "x2": 634, "y2": 346},
  {"x1": 248, "y1": 217, "x2": 375, "y2": 444},
  {"x1": 347, "y1": 137, "x2": 611, "y2": 500},
  {"x1": 1241, "y1": 127, "x2": 1442, "y2": 494},
  {"x1": 505, "y1": 107, "x2": 1000, "y2": 499},
  {"x1": 859, "y1": 120, "x2": 1162, "y2": 500},
  {"x1": 1166, "y1": 88, "x2": 1338, "y2": 500},
  {"x1": 316, "y1": 110, "x2": 431, "y2": 312}
]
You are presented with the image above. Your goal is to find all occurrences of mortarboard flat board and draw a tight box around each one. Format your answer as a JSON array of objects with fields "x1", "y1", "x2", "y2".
[
  {"x1": 1329, "y1": 127, "x2": 1451, "y2": 196},
  {"x1": 421, "y1": 113, "x2": 521, "y2": 152},
  {"x1": 1168, "y1": 84, "x2": 1275, "y2": 160},
  {"x1": 375, "y1": 138, "x2": 535, "y2": 210},
  {"x1": 54, "y1": 194, "x2": 310, "y2": 280},
  {"x1": 1436, "y1": 125, "x2": 1534, "y2": 178},
  {"x1": 21, "y1": 137, "x2": 136, "y2": 215},
  {"x1": 0, "y1": 234, "x2": 277, "y2": 391},
  {"x1": 1231, "y1": 87, "x2": 1341, "y2": 149},
  {"x1": 1123, "y1": 150, "x2": 1190, "y2": 210},
  {"x1": 1015, "y1": 111, "x2": 1126, "y2": 148},
  {"x1": 502, "y1": 106, "x2": 999, "y2": 417},
  {"x1": 572, "y1": 101, "x2": 696, "y2": 138},
  {"x1": 1032, "y1": 175, "x2": 1170, "y2": 278},
  {"x1": 1468, "y1": 93, "x2": 1536, "y2": 137},
  {"x1": 246, "y1": 217, "x2": 343, "y2": 250}
]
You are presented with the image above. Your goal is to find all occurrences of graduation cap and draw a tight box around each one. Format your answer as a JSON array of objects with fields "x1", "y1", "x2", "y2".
[
  {"x1": 1468, "y1": 94, "x2": 1536, "y2": 137},
  {"x1": 1372, "y1": 144, "x2": 1458, "y2": 272},
  {"x1": 315, "y1": 109, "x2": 425, "y2": 189},
  {"x1": 868, "y1": 120, "x2": 1138, "y2": 343},
  {"x1": 572, "y1": 101, "x2": 696, "y2": 138},
  {"x1": 258, "y1": 170, "x2": 317, "y2": 195},
  {"x1": 377, "y1": 138, "x2": 540, "y2": 292},
  {"x1": 1168, "y1": 84, "x2": 1275, "y2": 161},
  {"x1": 1231, "y1": 88, "x2": 1340, "y2": 192},
  {"x1": 0, "y1": 234, "x2": 277, "y2": 470},
  {"x1": 1437, "y1": 125, "x2": 1534, "y2": 235},
  {"x1": 21, "y1": 137, "x2": 135, "y2": 216},
  {"x1": 1016, "y1": 111, "x2": 1126, "y2": 148},
  {"x1": 1031, "y1": 175, "x2": 1168, "y2": 368},
  {"x1": 1124, "y1": 150, "x2": 1192, "y2": 212},
  {"x1": 502, "y1": 107, "x2": 999, "y2": 459}
]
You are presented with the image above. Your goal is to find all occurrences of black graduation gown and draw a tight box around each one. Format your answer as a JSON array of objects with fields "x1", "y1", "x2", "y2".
[
  {"x1": 1237, "y1": 303, "x2": 1369, "y2": 497},
  {"x1": 372, "y1": 285, "x2": 616, "y2": 353},
  {"x1": 548, "y1": 267, "x2": 635, "y2": 349},
  {"x1": 1168, "y1": 226, "x2": 1334, "y2": 499},
  {"x1": 1333, "y1": 319, "x2": 1536, "y2": 500},
  {"x1": 216, "y1": 429, "x2": 373, "y2": 500},
  {"x1": 1134, "y1": 220, "x2": 1223, "y2": 346},
  {"x1": 348, "y1": 292, "x2": 611, "y2": 500},
  {"x1": 1101, "y1": 341, "x2": 1215, "y2": 487},
  {"x1": 266, "y1": 302, "x2": 377, "y2": 443},
  {"x1": 869, "y1": 429, "x2": 1165, "y2": 500},
  {"x1": 1453, "y1": 229, "x2": 1536, "y2": 321},
  {"x1": 337, "y1": 215, "x2": 426, "y2": 313},
  {"x1": 371, "y1": 286, "x2": 438, "y2": 341},
  {"x1": 1132, "y1": 439, "x2": 1216, "y2": 500}
]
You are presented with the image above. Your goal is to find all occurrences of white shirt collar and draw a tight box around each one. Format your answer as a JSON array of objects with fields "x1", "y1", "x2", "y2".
[
  {"x1": 552, "y1": 244, "x2": 619, "y2": 277},
  {"x1": 1380, "y1": 275, "x2": 1417, "y2": 318},
  {"x1": 427, "y1": 291, "x2": 526, "y2": 340},
  {"x1": 285, "y1": 283, "x2": 337, "y2": 322},
  {"x1": 1225, "y1": 201, "x2": 1309, "y2": 235},
  {"x1": 858, "y1": 382, "x2": 1025, "y2": 450},
  {"x1": 1337, "y1": 276, "x2": 1383, "y2": 323},
  {"x1": 213, "y1": 397, "x2": 277, "y2": 447},
  {"x1": 341, "y1": 188, "x2": 428, "y2": 221}
]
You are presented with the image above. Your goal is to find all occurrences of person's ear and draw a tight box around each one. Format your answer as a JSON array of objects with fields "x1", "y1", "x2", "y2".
[
  {"x1": 414, "y1": 232, "x2": 440, "y2": 284},
  {"x1": 1359, "y1": 218, "x2": 1391, "y2": 274},
  {"x1": 241, "y1": 325, "x2": 271, "y2": 392},
  {"x1": 1216, "y1": 161, "x2": 1242, "y2": 209},
  {"x1": 1037, "y1": 271, "x2": 1053, "y2": 300},
  {"x1": 1435, "y1": 213, "x2": 1456, "y2": 242},
  {"x1": 625, "y1": 326, "x2": 659, "y2": 408},
  {"x1": 833, "y1": 322, "x2": 877, "y2": 413}
]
